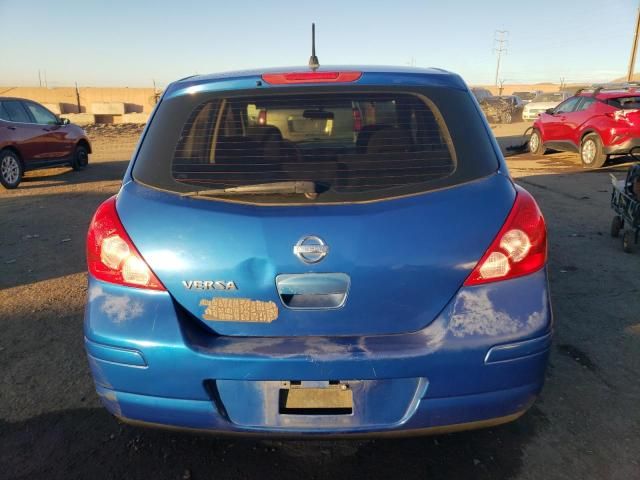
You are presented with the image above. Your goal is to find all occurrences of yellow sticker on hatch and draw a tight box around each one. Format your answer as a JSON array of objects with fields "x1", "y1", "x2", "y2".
[{"x1": 199, "y1": 297, "x2": 279, "y2": 323}]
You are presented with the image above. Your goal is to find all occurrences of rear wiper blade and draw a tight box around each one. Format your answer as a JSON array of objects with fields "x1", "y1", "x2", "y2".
[{"x1": 180, "y1": 181, "x2": 319, "y2": 198}]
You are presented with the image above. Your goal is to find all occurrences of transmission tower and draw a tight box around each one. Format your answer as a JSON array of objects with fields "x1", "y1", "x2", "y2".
[{"x1": 494, "y1": 30, "x2": 509, "y2": 87}]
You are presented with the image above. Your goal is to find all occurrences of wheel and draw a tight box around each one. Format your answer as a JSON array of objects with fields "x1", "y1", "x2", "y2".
[
  {"x1": 0, "y1": 149, "x2": 23, "y2": 189},
  {"x1": 529, "y1": 129, "x2": 546, "y2": 154},
  {"x1": 580, "y1": 134, "x2": 607, "y2": 169},
  {"x1": 501, "y1": 112, "x2": 513, "y2": 124},
  {"x1": 611, "y1": 216, "x2": 623, "y2": 237},
  {"x1": 71, "y1": 144, "x2": 89, "y2": 171},
  {"x1": 623, "y1": 230, "x2": 635, "y2": 253}
]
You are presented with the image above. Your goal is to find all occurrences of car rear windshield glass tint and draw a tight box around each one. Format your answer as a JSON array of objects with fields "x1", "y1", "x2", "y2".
[
  {"x1": 134, "y1": 86, "x2": 499, "y2": 204},
  {"x1": 172, "y1": 93, "x2": 454, "y2": 194},
  {"x1": 608, "y1": 96, "x2": 640, "y2": 109}
]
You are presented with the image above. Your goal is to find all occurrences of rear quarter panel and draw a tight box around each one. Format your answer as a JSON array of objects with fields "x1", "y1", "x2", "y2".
[{"x1": 578, "y1": 103, "x2": 618, "y2": 146}]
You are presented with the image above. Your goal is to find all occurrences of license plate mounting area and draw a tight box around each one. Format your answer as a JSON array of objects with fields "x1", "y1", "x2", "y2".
[{"x1": 279, "y1": 380, "x2": 353, "y2": 415}]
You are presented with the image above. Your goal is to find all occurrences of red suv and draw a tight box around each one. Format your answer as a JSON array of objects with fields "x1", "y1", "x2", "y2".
[
  {"x1": 0, "y1": 97, "x2": 91, "y2": 188},
  {"x1": 529, "y1": 84, "x2": 640, "y2": 168}
]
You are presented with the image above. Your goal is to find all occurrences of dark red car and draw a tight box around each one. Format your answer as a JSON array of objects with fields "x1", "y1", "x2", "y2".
[
  {"x1": 529, "y1": 84, "x2": 640, "y2": 168},
  {"x1": 0, "y1": 97, "x2": 91, "y2": 188}
]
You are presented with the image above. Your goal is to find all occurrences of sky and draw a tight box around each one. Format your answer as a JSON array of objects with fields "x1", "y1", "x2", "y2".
[{"x1": 0, "y1": 0, "x2": 637, "y2": 88}]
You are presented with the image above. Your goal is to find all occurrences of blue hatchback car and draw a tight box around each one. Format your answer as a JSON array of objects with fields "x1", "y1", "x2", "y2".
[{"x1": 84, "y1": 66, "x2": 551, "y2": 436}]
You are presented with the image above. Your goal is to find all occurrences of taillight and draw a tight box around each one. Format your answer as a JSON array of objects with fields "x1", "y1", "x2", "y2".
[
  {"x1": 258, "y1": 109, "x2": 267, "y2": 125},
  {"x1": 607, "y1": 109, "x2": 638, "y2": 123},
  {"x1": 352, "y1": 108, "x2": 362, "y2": 132},
  {"x1": 87, "y1": 196, "x2": 165, "y2": 291},
  {"x1": 464, "y1": 186, "x2": 547, "y2": 286},
  {"x1": 261, "y1": 71, "x2": 362, "y2": 84}
]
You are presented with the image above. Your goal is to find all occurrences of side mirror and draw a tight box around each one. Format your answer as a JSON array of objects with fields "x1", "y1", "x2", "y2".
[
  {"x1": 58, "y1": 117, "x2": 70, "y2": 125},
  {"x1": 545, "y1": 108, "x2": 555, "y2": 115}
]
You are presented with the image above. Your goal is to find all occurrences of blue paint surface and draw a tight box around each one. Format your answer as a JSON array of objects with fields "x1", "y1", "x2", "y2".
[
  {"x1": 85, "y1": 268, "x2": 551, "y2": 433},
  {"x1": 86, "y1": 67, "x2": 550, "y2": 434}
]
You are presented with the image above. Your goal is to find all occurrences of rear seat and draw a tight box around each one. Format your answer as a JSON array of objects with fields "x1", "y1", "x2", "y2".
[
  {"x1": 216, "y1": 125, "x2": 283, "y2": 164},
  {"x1": 366, "y1": 127, "x2": 414, "y2": 154}
]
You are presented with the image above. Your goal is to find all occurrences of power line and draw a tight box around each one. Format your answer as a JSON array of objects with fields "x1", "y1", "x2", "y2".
[{"x1": 494, "y1": 30, "x2": 508, "y2": 87}]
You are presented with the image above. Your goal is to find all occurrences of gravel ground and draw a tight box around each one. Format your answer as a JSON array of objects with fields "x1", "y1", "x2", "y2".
[{"x1": 0, "y1": 129, "x2": 639, "y2": 480}]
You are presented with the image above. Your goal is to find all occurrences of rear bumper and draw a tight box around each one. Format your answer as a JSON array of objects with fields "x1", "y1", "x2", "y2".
[
  {"x1": 522, "y1": 112, "x2": 542, "y2": 121},
  {"x1": 604, "y1": 136, "x2": 640, "y2": 156},
  {"x1": 97, "y1": 382, "x2": 539, "y2": 437},
  {"x1": 85, "y1": 269, "x2": 552, "y2": 436}
]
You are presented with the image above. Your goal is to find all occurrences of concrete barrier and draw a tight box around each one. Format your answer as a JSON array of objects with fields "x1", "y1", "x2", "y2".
[
  {"x1": 0, "y1": 86, "x2": 158, "y2": 116},
  {"x1": 43, "y1": 103, "x2": 61, "y2": 115},
  {"x1": 114, "y1": 113, "x2": 149, "y2": 124},
  {"x1": 90, "y1": 102, "x2": 125, "y2": 115},
  {"x1": 60, "y1": 113, "x2": 96, "y2": 126}
]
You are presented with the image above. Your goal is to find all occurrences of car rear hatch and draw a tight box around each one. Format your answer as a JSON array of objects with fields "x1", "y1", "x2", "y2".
[
  {"x1": 123, "y1": 72, "x2": 513, "y2": 337},
  {"x1": 607, "y1": 95, "x2": 640, "y2": 126}
]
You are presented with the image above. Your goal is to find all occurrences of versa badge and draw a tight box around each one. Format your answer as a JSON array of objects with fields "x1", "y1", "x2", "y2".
[{"x1": 182, "y1": 280, "x2": 237, "y2": 290}]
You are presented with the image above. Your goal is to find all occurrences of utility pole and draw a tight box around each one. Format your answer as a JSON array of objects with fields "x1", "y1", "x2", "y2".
[
  {"x1": 628, "y1": 6, "x2": 640, "y2": 81},
  {"x1": 152, "y1": 79, "x2": 160, "y2": 105},
  {"x1": 75, "y1": 82, "x2": 81, "y2": 113},
  {"x1": 38, "y1": 70, "x2": 42, "y2": 87},
  {"x1": 494, "y1": 30, "x2": 508, "y2": 87}
]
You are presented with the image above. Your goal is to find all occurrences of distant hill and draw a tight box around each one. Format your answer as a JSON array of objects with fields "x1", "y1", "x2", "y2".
[{"x1": 611, "y1": 74, "x2": 640, "y2": 82}]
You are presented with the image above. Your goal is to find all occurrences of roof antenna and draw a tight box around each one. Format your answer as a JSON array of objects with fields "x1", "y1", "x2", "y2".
[{"x1": 308, "y1": 23, "x2": 320, "y2": 71}]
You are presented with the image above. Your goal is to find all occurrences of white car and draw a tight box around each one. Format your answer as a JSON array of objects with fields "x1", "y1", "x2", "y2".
[{"x1": 522, "y1": 92, "x2": 571, "y2": 121}]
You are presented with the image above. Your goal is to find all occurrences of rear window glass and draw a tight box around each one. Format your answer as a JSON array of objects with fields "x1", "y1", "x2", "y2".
[
  {"x1": 471, "y1": 88, "x2": 492, "y2": 101},
  {"x1": 2, "y1": 101, "x2": 31, "y2": 123},
  {"x1": 513, "y1": 92, "x2": 536, "y2": 101},
  {"x1": 134, "y1": 86, "x2": 499, "y2": 204},
  {"x1": 607, "y1": 96, "x2": 640, "y2": 109},
  {"x1": 534, "y1": 93, "x2": 566, "y2": 103},
  {"x1": 172, "y1": 93, "x2": 454, "y2": 195},
  {"x1": 0, "y1": 102, "x2": 9, "y2": 121}
]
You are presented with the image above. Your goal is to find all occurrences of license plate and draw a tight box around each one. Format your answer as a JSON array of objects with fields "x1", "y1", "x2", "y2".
[{"x1": 280, "y1": 383, "x2": 353, "y2": 414}]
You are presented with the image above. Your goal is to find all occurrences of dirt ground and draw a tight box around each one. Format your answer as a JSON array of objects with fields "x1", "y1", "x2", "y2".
[{"x1": 1, "y1": 125, "x2": 639, "y2": 480}]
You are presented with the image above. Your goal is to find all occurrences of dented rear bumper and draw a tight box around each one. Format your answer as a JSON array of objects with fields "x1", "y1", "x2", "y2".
[{"x1": 84, "y1": 269, "x2": 552, "y2": 435}]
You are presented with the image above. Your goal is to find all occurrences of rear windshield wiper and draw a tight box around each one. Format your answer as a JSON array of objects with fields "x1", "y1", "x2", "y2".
[{"x1": 180, "y1": 181, "x2": 319, "y2": 198}]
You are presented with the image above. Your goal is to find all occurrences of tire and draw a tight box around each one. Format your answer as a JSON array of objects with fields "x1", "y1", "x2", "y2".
[
  {"x1": 611, "y1": 216, "x2": 623, "y2": 237},
  {"x1": 580, "y1": 133, "x2": 607, "y2": 169},
  {"x1": 0, "y1": 149, "x2": 23, "y2": 189},
  {"x1": 71, "y1": 144, "x2": 89, "y2": 171},
  {"x1": 623, "y1": 230, "x2": 635, "y2": 253},
  {"x1": 529, "y1": 129, "x2": 545, "y2": 155}
]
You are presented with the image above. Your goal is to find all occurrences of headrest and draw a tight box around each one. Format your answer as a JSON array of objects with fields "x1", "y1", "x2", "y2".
[{"x1": 366, "y1": 128, "x2": 413, "y2": 154}]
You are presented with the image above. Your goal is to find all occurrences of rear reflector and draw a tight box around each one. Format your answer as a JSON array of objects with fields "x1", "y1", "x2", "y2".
[
  {"x1": 464, "y1": 185, "x2": 547, "y2": 286},
  {"x1": 261, "y1": 71, "x2": 362, "y2": 84},
  {"x1": 87, "y1": 196, "x2": 165, "y2": 291}
]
